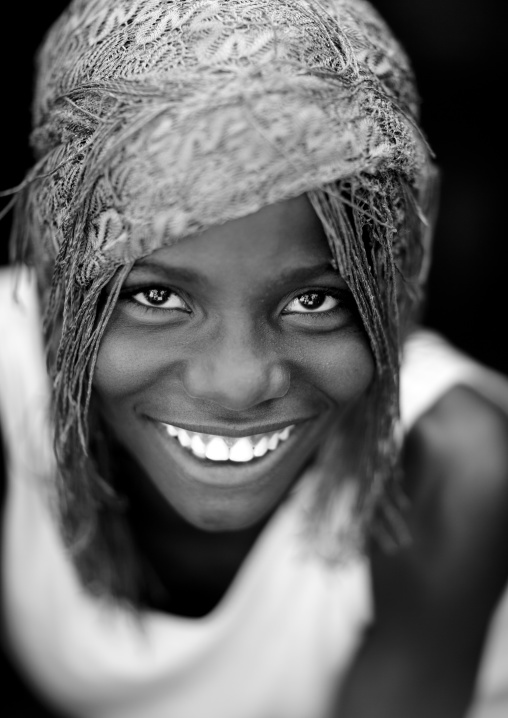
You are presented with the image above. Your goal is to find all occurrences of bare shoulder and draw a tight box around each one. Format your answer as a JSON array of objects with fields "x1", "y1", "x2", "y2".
[
  {"x1": 341, "y1": 387, "x2": 508, "y2": 718},
  {"x1": 404, "y1": 384, "x2": 508, "y2": 524},
  {"x1": 397, "y1": 384, "x2": 508, "y2": 600}
]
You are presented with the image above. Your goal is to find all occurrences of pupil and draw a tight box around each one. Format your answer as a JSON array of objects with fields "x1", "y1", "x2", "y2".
[
  {"x1": 299, "y1": 292, "x2": 324, "y2": 309},
  {"x1": 147, "y1": 288, "x2": 168, "y2": 305}
]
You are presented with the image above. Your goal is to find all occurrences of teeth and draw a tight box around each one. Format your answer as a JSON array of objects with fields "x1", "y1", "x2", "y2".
[
  {"x1": 190, "y1": 434, "x2": 207, "y2": 458},
  {"x1": 229, "y1": 437, "x2": 254, "y2": 463},
  {"x1": 205, "y1": 437, "x2": 229, "y2": 461},
  {"x1": 253, "y1": 436, "x2": 268, "y2": 458},
  {"x1": 178, "y1": 429, "x2": 192, "y2": 447},
  {"x1": 279, "y1": 426, "x2": 291, "y2": 441},
  {"x1": 164, "y1": 423, "x2": 295, "y2": 462},
  {"x1": 267, "y1": 433, "x2": 279, "y2": 451}
]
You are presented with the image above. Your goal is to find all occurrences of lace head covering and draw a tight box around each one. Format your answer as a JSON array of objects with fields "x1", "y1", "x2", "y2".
[{"x1": 9, "y1": 0, "x2": 437, "y2": 598}]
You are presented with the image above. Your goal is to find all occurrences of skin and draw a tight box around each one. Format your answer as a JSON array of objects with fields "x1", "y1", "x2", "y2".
[
  {"x1": 336, "y1": 386, "x2": 508, "y2": 718},
  {"x1": 93, "y1": 194, "x2": 374, "y2": 614}
]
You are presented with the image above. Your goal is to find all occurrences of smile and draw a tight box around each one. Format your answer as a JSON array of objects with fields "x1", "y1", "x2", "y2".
[{"x1": 162, "y1": 423, "x2": 295, "y2": 463}]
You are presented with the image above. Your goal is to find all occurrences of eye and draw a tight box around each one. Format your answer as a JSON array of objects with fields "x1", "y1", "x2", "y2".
[
  {"x1": 129, "y1": 287, "x2": 189, "y2": 311},
  {"x1": 283, "y1": 290, "x2": 340, "y2": 314}
]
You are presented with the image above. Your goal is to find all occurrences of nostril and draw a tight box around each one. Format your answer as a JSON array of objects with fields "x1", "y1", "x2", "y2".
[
  {"x1": 269, "y1": 364, "x2": 291, "y2": 399},
  {"x1": 182, "y1": 359, "x2": 290, "y2": 410}
]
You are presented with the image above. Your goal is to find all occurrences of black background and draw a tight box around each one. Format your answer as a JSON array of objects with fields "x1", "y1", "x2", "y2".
[{"x1": 1, "y1": 0, "x2": 505, "y2": 372}]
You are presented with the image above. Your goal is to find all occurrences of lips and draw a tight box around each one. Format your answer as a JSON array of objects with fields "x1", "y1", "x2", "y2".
[{"x1": 163, "y1": 423, "x2": 295, "y2": 463}]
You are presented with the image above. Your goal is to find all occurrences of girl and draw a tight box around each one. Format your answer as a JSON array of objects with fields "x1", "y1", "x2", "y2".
[{"x1": 1, "y1": 1, "x2": 508, "y2": 716}]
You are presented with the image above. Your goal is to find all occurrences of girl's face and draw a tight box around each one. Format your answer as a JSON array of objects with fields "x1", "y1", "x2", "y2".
[{"x1": 94, "y1": 195, "x2": 374, "y2": 531}]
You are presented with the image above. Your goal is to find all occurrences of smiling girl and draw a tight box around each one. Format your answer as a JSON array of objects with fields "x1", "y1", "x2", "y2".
[
  {"x1": 1, "y1": 1, "x2": 508, "y2": 717},
  {"x1": 95, "y1": 197, "x2": 373, "y2": 537}
]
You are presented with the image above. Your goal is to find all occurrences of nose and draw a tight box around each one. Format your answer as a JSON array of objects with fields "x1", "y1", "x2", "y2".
[{"x1": 182, "y1": 319, "x2": 290, "y2": 412}]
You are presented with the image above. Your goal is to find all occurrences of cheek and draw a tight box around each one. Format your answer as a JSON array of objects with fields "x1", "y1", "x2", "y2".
[
  {"x1": 93, "y1": 318, "x2": 169, "y2": 403},
  {"x1": 294, "y1": 331, "x2": 375, "y2": 404},
  {"x1": 94, "y1": 340, "x2": 140, "y2": 404}
]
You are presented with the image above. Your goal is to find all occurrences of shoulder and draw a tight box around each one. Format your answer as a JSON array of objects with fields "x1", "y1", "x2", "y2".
[
  {"x1": 352, "y1": 368, "x2": 508, "y2": 717},
  {"x1": 404, "y1": 384, "x2": 508, "y2": 539},
  {"x1": 365, "y1": 385, "x2": 508, "y2": 689},
  {"x1": 342, "y1": 387, "x2": 508, "y2": 718},
  {"x1": 373, "y1": 383, "x2": 508, "y2": 621},
  {"x1": 400, "y1": 328, "x2": 508, "y2": 542}
]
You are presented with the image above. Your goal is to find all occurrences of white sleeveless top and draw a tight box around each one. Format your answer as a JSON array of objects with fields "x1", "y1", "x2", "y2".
[{"x1": 1, "y1": 268, "x2": 507, "y2": 718}]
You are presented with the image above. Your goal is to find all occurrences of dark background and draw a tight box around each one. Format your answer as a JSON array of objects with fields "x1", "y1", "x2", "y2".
[
  {"x1": 0, "y1": 2, "x2": 505, "y2": 715},
  {"x1": 1, "y1": 0, "x2": 506, "y2": 372}
]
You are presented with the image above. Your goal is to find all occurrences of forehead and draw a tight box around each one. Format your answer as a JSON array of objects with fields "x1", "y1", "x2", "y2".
[{"x1": 132, "y1": 195, "x2": 337, "y2": 283}]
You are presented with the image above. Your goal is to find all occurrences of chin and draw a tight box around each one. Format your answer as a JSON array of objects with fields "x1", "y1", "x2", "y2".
[{"x1": 154, "y1": 474, "x2": 294, "y2": 533}]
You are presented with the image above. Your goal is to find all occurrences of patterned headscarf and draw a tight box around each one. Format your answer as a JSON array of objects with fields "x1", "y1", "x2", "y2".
[{"x1": 9, "y1": 0, "x2": 437, "y2": 599}]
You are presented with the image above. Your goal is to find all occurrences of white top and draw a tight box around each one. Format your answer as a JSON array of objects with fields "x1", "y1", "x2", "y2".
[{"x1": 1, "y1": 268, "x2": 507, "y2": 718}]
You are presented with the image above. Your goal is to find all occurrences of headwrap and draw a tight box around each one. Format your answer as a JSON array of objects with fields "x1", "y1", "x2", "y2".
[{"x1": 7, "y1": 0, "x2": 438, "y2": 599}]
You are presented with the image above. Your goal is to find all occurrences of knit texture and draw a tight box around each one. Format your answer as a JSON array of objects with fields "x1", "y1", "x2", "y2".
[{"x1": 7, "y1": 0, "x2": 438, "y2": 599}]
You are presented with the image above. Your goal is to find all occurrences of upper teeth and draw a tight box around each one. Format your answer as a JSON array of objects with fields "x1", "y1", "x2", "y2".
[{"x1": 163, "y1": 424, "x2": 295, "y2": 462}]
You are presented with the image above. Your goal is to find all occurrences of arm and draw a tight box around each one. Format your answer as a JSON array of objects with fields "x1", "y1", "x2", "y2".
[{"x1": 337, "y1": 385, "x2": 508, "y2": 718}]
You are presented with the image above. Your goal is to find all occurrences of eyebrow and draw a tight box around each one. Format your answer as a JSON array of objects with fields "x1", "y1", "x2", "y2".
[
  {"x1": 131, "y1": 259, "x2": 341, "y2": 286},
  {"x1": 274, "y1": 262, "x2": 341, "y2": 284},
  {"x1": 130, "y1": 261, "x2": 208, "y2": 287}
]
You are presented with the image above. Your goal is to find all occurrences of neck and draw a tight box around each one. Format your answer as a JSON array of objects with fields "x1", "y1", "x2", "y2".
[{"x1": 112, "y1": 441, "x2": 272, "y2": 618}]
